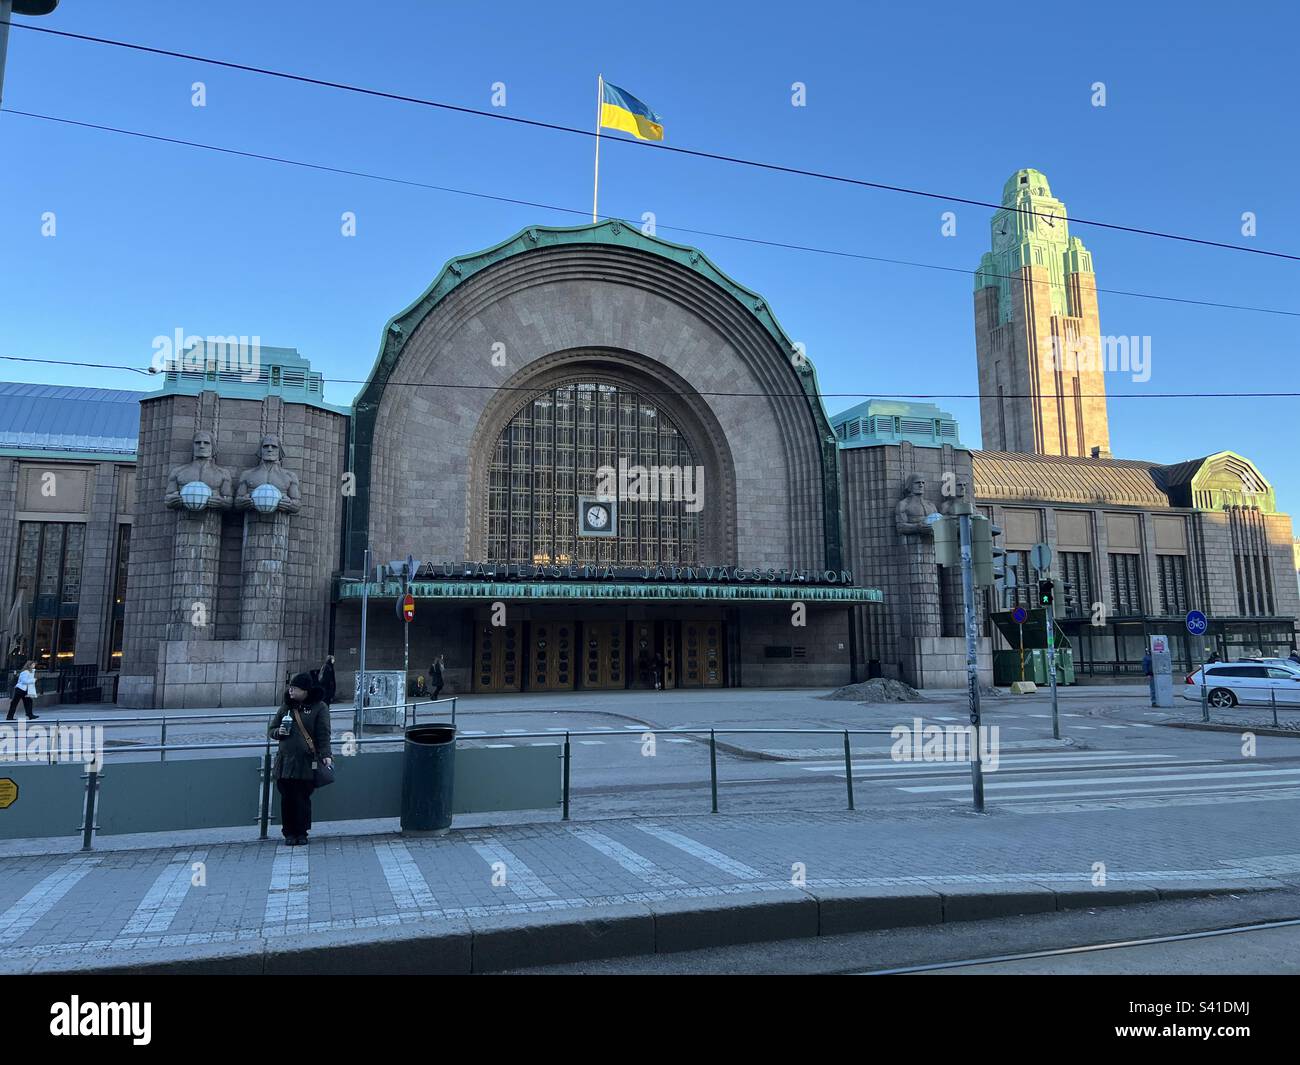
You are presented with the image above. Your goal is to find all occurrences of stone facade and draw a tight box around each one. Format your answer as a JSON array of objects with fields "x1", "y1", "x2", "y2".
[
  {"x1": 974, "y1": 169, "x2": 1110, "y2": 458},
  {"x1": 352, "y1": 228, "x2": 838, "y2": 575},
  {"x1": 0, "y1": 455, "x2": 133, "y2": 681},
  {"x1": 972, "y1": 450, "x2": 1300, "y2": 672},
  {"x1": 117, "y1": 387, "x2": 347, "y2": 708},
  {"x1": 839, "y1": 439, "x2": 992, "y2": 687}
]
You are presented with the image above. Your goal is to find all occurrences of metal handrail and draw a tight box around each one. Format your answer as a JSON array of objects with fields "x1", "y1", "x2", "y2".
[{"x1": 21, "y1": 696, "x2": 457, "y2": 727}]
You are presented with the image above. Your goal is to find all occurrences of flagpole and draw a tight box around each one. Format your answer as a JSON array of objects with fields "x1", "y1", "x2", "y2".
[{"x1": 592, "y1": 73, "x2": 603, "y2": 223}]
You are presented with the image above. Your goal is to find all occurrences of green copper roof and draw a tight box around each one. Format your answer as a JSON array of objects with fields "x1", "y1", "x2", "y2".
[
  {"x1": 975, "y1": 169, "x2": 1095, "y2": 324},
  {"x1": 159, "y1": 343, "x2": 348, "y2": 414},
  {"x1": 1158, "y1": 451, "x2": 1278, "y2": 513},
  {"x1": 337, "y1": 580, "x2": 882, "y2": 604},
  {"x1": 830, "y1": 399, "x2": 964, "y2": 449}
]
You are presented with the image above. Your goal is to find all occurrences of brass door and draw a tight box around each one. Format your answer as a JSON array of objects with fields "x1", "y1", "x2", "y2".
[
  {"x1": 582, "y1": 621, "x2": 626, "y2": 689},
  {"x1": 682, "y1": 620, "x2": 724, "y2": 688},
  {"x1": 529, "y1": 621, "x2": 574, "y2": 691},
  {"x1": 662, "y1": 623, "x2": 677, "y2": 689},
  {"x1": 474, "y1": 622, "x2": 520, "y2": 692}
]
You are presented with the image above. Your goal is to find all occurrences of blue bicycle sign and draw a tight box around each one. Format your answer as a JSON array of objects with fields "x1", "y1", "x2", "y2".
[{"x1": 1185, "y1": 610, "x2": 1208, "y2": 636}]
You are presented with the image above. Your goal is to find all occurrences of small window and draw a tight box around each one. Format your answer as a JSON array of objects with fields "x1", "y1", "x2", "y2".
[{"x1": 1020, "y1": 175, "x2": 1028, "y2": 184}]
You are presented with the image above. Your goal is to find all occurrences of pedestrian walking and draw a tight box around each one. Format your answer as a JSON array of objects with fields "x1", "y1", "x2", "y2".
[
  {"x1": 320, "y1": 655, "x2": 337, "y2": 705},
  {"x1": 267, "y1": 671, "x2": 333, "y2": 846},
  {"x1": 651, "y1": 651, "x2": 665, "y2": 691},
  {"x1": 1141, "y1": 649, "x2": 1154, "y2": 706},
  {"x1": 429, "y1": 654, "x2": 445, "y2": 699},
  {"x1": 6, "y1": 660, "x2": 38, "y2": 721}
]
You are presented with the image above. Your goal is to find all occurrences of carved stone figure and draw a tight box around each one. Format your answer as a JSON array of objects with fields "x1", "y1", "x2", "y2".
[
  {"x1": 235, "y1": 434, "x2": 302, "y2": 514},
  {"x1": 939, "y1": 477, "x2": 968, "y2": 516},
  {"x1": 895, "y1": 472, "x2": 939, "y2": 537},
  {"x1": 164, "y1": 431, "x2": 233, "y2": 511}
]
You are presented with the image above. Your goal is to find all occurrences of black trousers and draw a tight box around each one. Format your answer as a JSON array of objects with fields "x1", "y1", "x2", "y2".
[
  {"x1": 6, "y1": 691, "x2": 33, "y2": 719},
  {"x1": 432, "y1": 680, "x2": 444, "y2": 699},
  {"x1": 277, "y1": 777, "x2": 315, "y2": 838}
]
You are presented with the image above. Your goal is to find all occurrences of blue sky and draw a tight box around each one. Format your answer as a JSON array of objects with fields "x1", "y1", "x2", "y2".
[{"x1": 1, "y1": 1, "x2": 1297, "y2": 514}]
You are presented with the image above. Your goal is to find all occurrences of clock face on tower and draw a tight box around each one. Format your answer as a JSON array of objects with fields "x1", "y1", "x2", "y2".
[{"x1": 578, "y1": 497, "x2": 616, "y2": 537}]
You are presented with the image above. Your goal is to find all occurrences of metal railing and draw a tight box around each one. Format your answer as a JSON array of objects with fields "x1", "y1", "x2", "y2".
[
  {"x1": 15, "y1": 697, "x2": 1300, "y2": 852},
  {"x1": 4, "y1": 697, "x2": 458, "y2": 762},
  {"x1": 27, "y1": 721, "x2": 902, "y2": 850}
]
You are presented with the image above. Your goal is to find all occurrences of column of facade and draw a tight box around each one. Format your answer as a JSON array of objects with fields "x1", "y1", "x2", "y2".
[
  {"x1": 167, "y1": 509, "x2": 224, "y2": 642},
  {"x1": 239, "y1": 510, "x2": 289, "y2": 640}
]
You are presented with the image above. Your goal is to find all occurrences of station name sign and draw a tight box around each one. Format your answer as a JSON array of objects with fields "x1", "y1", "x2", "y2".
[{"x1": 417, "y1": 562, "x2": 856, "y2": 586}]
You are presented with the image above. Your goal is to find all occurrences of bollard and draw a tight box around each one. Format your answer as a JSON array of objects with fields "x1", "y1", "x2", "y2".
[
  {"x1": 80, "y1": 769, "x2": 99, "y2": 851},
  {"x1": 709, "y1": 729, "x2": 718, "y2": 813},
  {"x1": 451, "y1": 696, "x2": 457, "y2": 729},
  {"x1": 1271, "y1": 688, "x2": 1279, "y2": 728},
  {"x1": 562, "y1": 732, "x2": 571, "y2": 821},
  {"x1": 160, "y1": 717, "x2": 168, "y2": 763},
  {"x1": 844, "y1": 731, "x2": 855, "y2": 811},
  {"x1": 258, "y1": 746, "x2": 272, "y2": 840}
]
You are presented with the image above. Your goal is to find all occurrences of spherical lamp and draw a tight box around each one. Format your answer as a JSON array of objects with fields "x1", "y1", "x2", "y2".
[
  {"x1": 179, "y1": 480, "x2": 212, "y2": 511},
  {"x1": 251, "y1": 482, "x2": 282, "y2": 514}
]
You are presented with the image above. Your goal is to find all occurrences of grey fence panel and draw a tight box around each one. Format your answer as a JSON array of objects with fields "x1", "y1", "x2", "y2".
[
  {"x1": 97, "y1": 758, "x2": 263, "y2": 836},
  {"x1": 0, "y1": 764, "x2": 87, "y2": 839},
  {"x1": 307, "y1": 751, "x2": 402, "y2": 823},
  {"x1": 453, "y1": 746, "x2": 561, "y2": 814}
]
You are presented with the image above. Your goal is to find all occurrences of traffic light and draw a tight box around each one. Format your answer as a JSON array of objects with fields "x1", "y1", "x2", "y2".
[
  {"x1": 1038, "y1": 579, "x2": 1054, "y2": 607},
  {"x1": 971, "y1": 515, "x2": 994, "y2": 587},
  {"x1": 933, "y1": 515, "x2": 959, "y2": 568}
]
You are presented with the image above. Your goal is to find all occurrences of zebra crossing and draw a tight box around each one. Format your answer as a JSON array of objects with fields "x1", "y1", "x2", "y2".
[
  {"x1": 797, "y1": 749, "x2": 1300, "y2": 810},
  {"x1": 0, "y1": 821, "x2": 797, "y2": 960},
  {"x1": 2, "y1": 800, "x2": 1298, "y2": 965}
]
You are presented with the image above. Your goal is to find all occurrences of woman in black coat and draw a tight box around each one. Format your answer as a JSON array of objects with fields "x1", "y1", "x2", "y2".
[{"x1": 267, "y1": 671, "x2": 333, "y2": 846}]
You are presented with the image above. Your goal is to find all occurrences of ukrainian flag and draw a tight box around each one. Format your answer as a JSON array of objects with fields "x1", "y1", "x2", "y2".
[{"x1": 600, "y1": 81, "x2": 664, "y2": 141}]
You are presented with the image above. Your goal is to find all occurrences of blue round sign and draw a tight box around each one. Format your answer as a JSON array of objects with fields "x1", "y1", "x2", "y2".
[
  {"x1": 1012, "y1": 606, "x2": 1028, "y2": 624},
  {"x1": 1186, "y1": 610, "x2": 1208, "y2": 636}
]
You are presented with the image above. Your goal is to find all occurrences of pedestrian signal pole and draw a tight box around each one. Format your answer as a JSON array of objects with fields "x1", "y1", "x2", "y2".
[
  {"x1": 1037, "y1": 576, "x2": 1060, "y2": 740},
  {"x1": 955, "y1": 497, "x2": 985, "y2": 812}
]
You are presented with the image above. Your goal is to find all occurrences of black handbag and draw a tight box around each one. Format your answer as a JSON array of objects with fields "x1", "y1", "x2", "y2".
[{"x1": 290, "y1": 705, "x2": 335, "y2": 787}]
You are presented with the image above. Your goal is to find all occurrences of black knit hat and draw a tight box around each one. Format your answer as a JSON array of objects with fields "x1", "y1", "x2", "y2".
[{"x1": 289, "y1": 671, "x2": 314, "y2": 692}]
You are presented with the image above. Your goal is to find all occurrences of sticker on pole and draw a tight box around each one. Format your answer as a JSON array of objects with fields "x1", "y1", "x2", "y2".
[
  {"x1": 1185, "y1": 610, "x2": 1208, "y2": 636},
  {"x1": 0, "y1": 779, "x2": 17, "y2": 809},
  {"x1": 1012, "y1": 606, "x2": 1027, "y2": 624}
]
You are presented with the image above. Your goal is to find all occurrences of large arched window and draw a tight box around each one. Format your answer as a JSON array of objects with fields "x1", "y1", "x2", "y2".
[{"x1": 487, "y1": 380, "x2": 700, "y2": 565}]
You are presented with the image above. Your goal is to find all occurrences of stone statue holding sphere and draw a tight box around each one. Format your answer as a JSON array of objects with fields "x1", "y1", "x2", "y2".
[
  {"x1": 236, "y1": 433, "x2": 302, "y2": 515},
  {"x1": 164, "y1": 431, "x2": 234, "y2": 512},
  {"x1": 895, "y1": 472, "x2": 940, "y2": 538}
]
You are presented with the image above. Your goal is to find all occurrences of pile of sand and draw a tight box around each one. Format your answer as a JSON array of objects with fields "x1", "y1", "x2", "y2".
[{"x1": 820, "y1": 678, "x2": 925, "y2": 703}]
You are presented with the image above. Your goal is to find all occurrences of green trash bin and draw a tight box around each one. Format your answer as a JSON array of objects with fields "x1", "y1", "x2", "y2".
[{"x1": 401, "y1": 725, "x2": 456, "y2": 834}]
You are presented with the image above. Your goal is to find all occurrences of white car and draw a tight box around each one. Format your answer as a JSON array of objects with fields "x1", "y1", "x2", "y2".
[
  {"x1": 1233, "y1": 657, "x2": 1300, "y2": 674},
  {"x1": 1183, "y1": 663, "x2": 1300, "y2": 709}
]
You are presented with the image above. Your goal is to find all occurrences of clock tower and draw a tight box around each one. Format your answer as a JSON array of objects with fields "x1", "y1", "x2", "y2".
[{"x1": 973, "y1": 169, "x2": 1111, "y2": 458}]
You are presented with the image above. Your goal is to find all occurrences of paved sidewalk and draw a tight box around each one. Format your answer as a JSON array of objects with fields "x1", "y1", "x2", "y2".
[{"x1": 0, "y1": 794, "x2": 1296, "y2": 973}]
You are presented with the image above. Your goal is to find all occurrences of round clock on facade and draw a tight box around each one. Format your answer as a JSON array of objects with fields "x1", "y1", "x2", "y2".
[{"x1": 578, "y1": 496, "x2": 616, "y2": 536}]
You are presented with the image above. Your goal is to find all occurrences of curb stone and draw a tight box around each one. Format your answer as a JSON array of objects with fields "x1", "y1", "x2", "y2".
[{"x1": 22, "y1": 879, "x2": 1287, "y2": 975}]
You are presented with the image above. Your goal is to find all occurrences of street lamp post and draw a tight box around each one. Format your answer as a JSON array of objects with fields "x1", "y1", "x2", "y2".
[{"x1": 0, "y1": 2, "x2": 60, "y2": 111}]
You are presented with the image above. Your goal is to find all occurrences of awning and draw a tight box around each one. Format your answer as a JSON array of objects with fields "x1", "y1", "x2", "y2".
[{"x1": 337, "y1": 580, "x2": 883, "y2": 604}]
